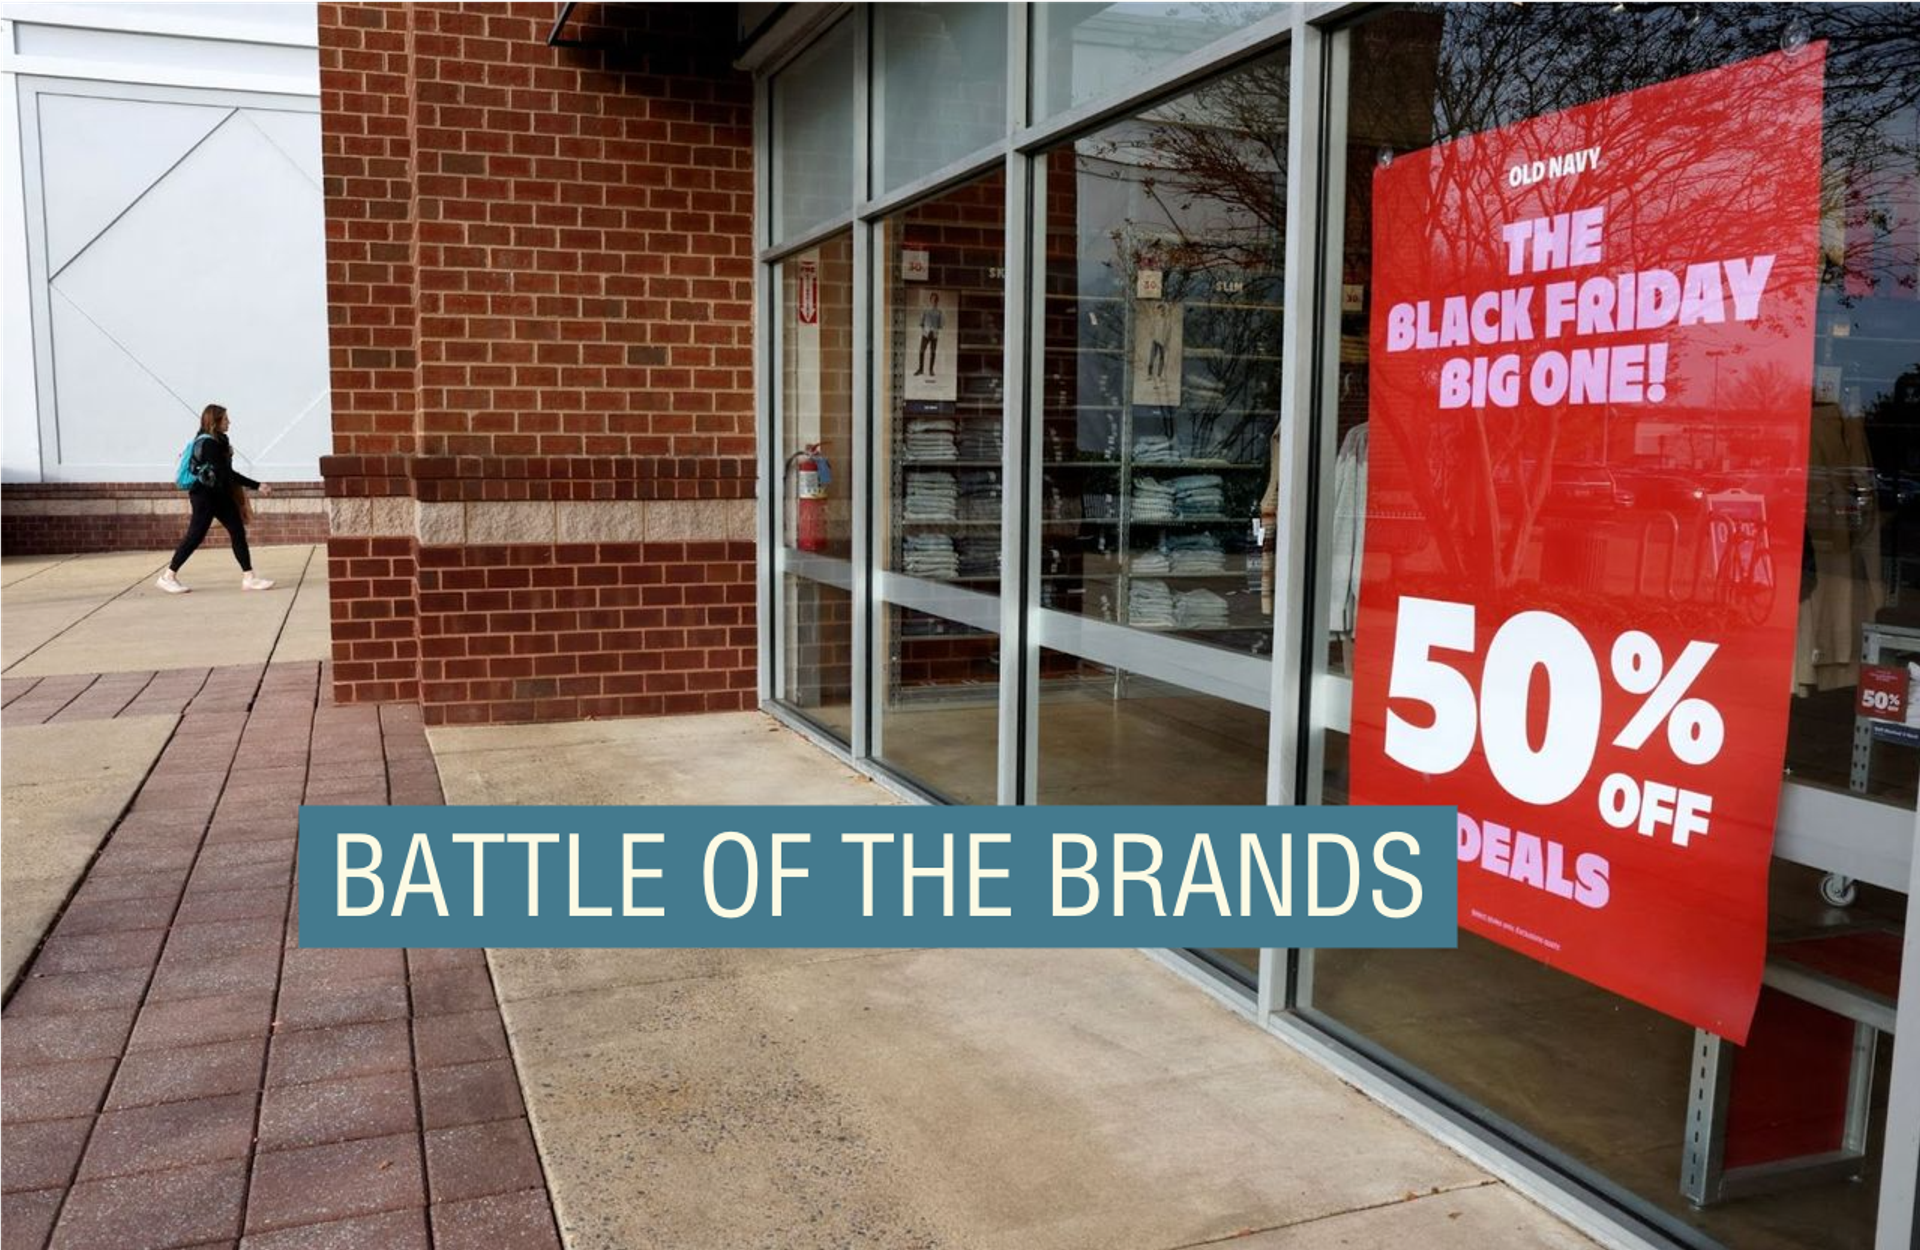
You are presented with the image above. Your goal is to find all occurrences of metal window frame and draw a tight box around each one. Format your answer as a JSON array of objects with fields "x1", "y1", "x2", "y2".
[
  {"x1": 766, "y1": 3, "x2": 1306, "y2": 810},
  {"x1": 750, "y1": 5, "x2": 1920, "y2": 1248},
  {"x1": 1879, "y1": 817, "x2": 1920, "y2": 1248}
]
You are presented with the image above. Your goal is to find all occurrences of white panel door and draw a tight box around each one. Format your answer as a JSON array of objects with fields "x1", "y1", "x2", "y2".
[{"x1": 22, "y1": 80, "x2": 331, "y2": 481}]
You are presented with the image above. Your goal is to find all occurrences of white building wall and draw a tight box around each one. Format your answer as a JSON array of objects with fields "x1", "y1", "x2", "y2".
[{"x1": 1, "y1": 1, "x2": 326, "y2": 484}]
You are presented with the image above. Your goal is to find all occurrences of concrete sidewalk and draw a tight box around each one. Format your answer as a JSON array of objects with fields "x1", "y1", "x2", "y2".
[
  {"x1": 3, "y1": 546, "x2": 332, "y2": 990},
  {"x1": 3, "y1": 546, "x2": 330, "y2": 676},
  {"x1": 0, "y1": 654, "x2": 560, "y2": 1249},
  {"x1": 437, "y1": 716, "x2": 1600, "y2": 1250},
  {"x1": 2, "y1": 549, "x2": 1600, "y2": 1250}
]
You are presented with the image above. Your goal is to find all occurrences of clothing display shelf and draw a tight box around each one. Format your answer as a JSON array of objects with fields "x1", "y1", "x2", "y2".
[
  {"x1": 1038, "y1": 280, "x2": 1280, "y2": 654},
  {"x1": 882, "y1": 281, "x2": 1010, "y2": 694}
]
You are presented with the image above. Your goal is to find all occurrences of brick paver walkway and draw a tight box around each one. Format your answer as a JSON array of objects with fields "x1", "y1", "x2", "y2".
[{"x1": 1, "y1": 662, "x2": 561, "y2": 1249}]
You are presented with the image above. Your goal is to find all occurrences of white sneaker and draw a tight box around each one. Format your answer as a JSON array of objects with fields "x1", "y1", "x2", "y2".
[
  {"x1": 156, "y1": 570, "x2": 189, "y2": 594},
  {"x1": 241, "y1": 573, "x2": 275, "y2": 592}
]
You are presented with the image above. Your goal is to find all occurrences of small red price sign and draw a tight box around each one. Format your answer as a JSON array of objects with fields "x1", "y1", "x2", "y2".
[{"x1": 1856, "y1": 666, "x2": 1908, "y2": 722}]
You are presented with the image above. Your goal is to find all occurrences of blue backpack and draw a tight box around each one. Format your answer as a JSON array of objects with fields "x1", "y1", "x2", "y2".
[{"x1": 174, "y1": 434, "x2": 217, "y2": 489}]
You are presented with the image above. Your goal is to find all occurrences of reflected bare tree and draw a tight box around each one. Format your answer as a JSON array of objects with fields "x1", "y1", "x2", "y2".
[{"x1": 1341, "y1": 2, "x2": 1920, "y2": 589}]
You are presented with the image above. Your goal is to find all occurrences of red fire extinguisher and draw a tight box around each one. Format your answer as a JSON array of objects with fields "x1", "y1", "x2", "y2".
[{"x1": 792, "y1": 443, "x2": 830, "y2": 553}]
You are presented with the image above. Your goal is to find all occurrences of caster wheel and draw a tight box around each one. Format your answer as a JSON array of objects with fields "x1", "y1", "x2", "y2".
[{"x1": 1820, "y1": 873, "x2": 1857, "y2": 908}]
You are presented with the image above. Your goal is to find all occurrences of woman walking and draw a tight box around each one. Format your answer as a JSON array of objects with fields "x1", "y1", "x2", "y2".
[{"x1": 156, "y1": 404, "x2": 274, "y2": 593}]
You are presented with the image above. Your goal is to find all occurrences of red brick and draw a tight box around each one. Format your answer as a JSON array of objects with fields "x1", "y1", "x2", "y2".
[
  {"x1": 257, "y1": 1069, "x2": 417, "y2": 1151},
  {"x1": 239, "y1": 1206, "x2": 429, "y2": 1249},
  {"x1": 245, "y1": 1132, "x2": 424, "y2": 1234},
  {"x1": 50, "y1": 1158, "x2": 247, "y2": 1249},
  {"x1": 106, "y1": 1038, "x2": 266, "y2": 1111},
  {"x1": 1, "y1": 1117, "x2": 91, "y2": 1192},
  {"x1": 79, "y1": 1092, "x2": 256, "y2": 1180},
  {"x1": 319, "y1": 1, "x2": 757, "y2": 720},
  {"x1": 430, "y1": 1187, "x2": 560, "y2": 1250},
  {"x1": 424, "y1": 1118, "x2": 544, "y2": 1203}
]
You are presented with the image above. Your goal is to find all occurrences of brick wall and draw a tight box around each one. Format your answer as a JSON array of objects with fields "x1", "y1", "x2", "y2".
[
  {"x1": 322, "y1": 0, "x2": 417, "y2": 457},
  {"x1": 418, "y1": 540, "x2": 755, "y2": 724},
  {"x1": 317, "y1": 1, "x2": 756, "y2": 724},
  {"x1": 2, "y1": 484, "x2": 329, "y2": 556},
  {"x1": 326, "y1": 535, "x2": 421, "y2": 703}
]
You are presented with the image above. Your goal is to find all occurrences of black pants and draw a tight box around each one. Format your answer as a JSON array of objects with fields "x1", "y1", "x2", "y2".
[{"x1": 171, "y1": 488, "x2": 251, "y2": 573}]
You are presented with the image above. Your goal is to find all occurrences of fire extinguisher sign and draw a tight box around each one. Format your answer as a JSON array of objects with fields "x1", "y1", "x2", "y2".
[
  {"x1": 1347, "y1": 48, "x2": 1826, "y2": 1043},
  {"x1": 797, "y1": 260, "x2": 819, "y2": 326}
]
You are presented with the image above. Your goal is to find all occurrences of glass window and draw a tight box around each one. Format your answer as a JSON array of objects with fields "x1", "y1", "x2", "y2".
[
  {"x1": 874, "y1": 170, "x2": 1007, "y2": 803},
  {"x1": 1032, "y1": 51, "x2": 1287, "y2": 805},
  {"x1": 1031, "y1": 2, "x2": 1283, "y2": 122},
  {"x1": 874, "y1": 3, "x2": 1008, "y2": 193},
  {"x1": 775, "y1": 233, "x2": 854, "y2": 744},
  {"x1": 771, "y1": 19, "x2": 854, "y2": 244},
  {"x1": 1037, "y1": 653, "x2": 1267, "y2": 803},
  {"x1": 1305, "y1": 8, "x2": 1915, "y2": 1249}
]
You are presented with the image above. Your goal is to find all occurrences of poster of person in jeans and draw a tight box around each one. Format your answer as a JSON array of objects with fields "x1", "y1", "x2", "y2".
[
  {"x1": 1131, "y1": 299, "x2": 1184, "y2": 407},
  {"x1": 904, "y1": 288, "x2": 958, "y2": 402}
]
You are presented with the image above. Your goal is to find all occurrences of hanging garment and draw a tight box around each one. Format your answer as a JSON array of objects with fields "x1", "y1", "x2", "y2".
[
  {"x1": 1260, "y1": 423, "x2": 1282, "y2": 612},
  {"x1": 1328, "y1": 422, "x2": 1370, "y2": 637},
  {"x1": 1795, "y1": 401, "x2": 1883, "y2": 693}
]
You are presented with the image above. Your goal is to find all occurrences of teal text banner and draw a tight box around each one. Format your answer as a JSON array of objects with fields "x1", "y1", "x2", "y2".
[{"x1": 296, "y1": 805, "x2": 1458, "y2": 949}]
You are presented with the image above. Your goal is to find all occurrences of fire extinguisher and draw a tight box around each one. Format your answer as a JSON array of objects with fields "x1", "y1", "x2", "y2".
[{"x1": 792, "y1": 443, "x2": 831, "y2": 553}]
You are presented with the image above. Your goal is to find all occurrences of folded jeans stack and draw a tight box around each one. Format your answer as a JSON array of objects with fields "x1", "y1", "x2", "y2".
[
  {"x1": 903, "y1": 471, "x2": 958, "y2": 521},
  {"x1": 1171, "y1": 474, "x2": 1225, "y2": 517},
  {"x1": 902, "y1": 533, "x2": 959, "y2": 579},
  {"x1": 1131, "y1": 547, "x2": 1171, "y2": 576},
  {"x1": 958, "y1": 537, "x2": 1000, "y2": 578},
  {"x1": 1133, "y1": 476, "x2": 1176, "y2": 520},
  {"x1": 1178, "y1": 428, "x2": 1241, "y2": 462},
  {"x1": 1185, "y1": 373, "x2": 1227, "y2": 404},
  {"x1": 959, "y1": 424, "x2": 1004, "y2": 460},
  {"x1": 959, "y1": 470, "x2": 1001, "y2": 521},
  {"x1": 1133, "y1": 434, "x2": 1179, "y2": 464},
  {"x1": 1174, "y1": 587, "x2": 1231, "y2": 628},
  {"x1": 1128, "y1": 578, "x2": 1176, "y2": 628},
  {"x1": 905, "y1": 416, "x2": 958, "y2": 461},
  {"x1": 1165, "y1": 533, "x2": 1226, "y2": 574}
]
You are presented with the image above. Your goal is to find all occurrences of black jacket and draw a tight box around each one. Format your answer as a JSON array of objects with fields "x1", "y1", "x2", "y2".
[{"x1": 191, "y1": 433, "x2": 261, "y2": 493}]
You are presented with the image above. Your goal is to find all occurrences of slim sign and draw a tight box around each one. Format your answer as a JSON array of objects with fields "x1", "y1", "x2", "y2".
[
  {"x1": 797, "y1": 259, "x2": 819, "y2": 326},
  {"x1": 1349, "y1": 48, "x2": 1826, "y2": 1041}
]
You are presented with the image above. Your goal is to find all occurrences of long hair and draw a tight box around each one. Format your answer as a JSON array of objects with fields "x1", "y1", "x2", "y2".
[{"x1": 198, "y1": 404, "x2": 227, "y2": 436}]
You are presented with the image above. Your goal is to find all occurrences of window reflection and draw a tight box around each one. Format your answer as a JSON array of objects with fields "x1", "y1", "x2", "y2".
[
  {"x1": 1311, "y1": 7, "x2": 1916, "y2": 1250},
  {"x1": 1033, "y1": 49, "x2": 1285, "y2": 807},
  {"x1": 874, "y1": 171, "x2": 1008, "y2": 803},
  {"x1": 777, "y1": 235, "x2": 855, "y2": 743}
]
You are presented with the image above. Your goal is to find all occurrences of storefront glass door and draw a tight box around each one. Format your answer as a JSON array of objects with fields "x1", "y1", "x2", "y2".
[
  {"x1": 1026, "y1": 51, "x2": 1289, "y2": 816},
  {"x1": 773, "y1": 234, "x2": 856, "y2": 744},
  {"x1": 760, "y1": 5, "x2": 1920, "y2": 1243},
  {"x1": 870, "y1": 170, "x2": 1008, "y2": 804},
  {"x1": 1298, "y1": 8, "x2": 1916, "y2": 1248}
]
